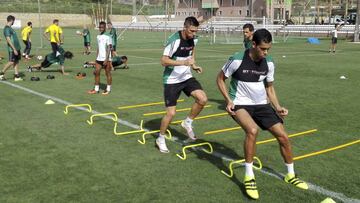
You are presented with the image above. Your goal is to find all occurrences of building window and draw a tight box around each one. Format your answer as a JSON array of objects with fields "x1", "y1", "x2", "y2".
[
  {"x1": 219, "y1": 11, "x2": 222, "y2": 15},
  {"x1": 205, "y1": 11, "x2": 208, "y2": 16},
  {"x1": 190, "y1": 0, "x2": 194, "y2": 8},
  {"x1": 231, "y1": 0, "x2": 235, "y2": 6},
  {"x1": 239, "y1": 10, "x2": 242, "y2": 15},
  {"x1": 219, "y1": 0, "x2": 223, "y2": 6},
  {"x1": 246, "y1": 10, "x2": 249, "y2": 16},
  {"x1": 246, "y1": 0, "x2": 250, "y2": 6}
]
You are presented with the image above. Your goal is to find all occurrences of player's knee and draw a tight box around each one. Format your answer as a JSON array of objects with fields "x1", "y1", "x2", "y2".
[
  {"x1": 246, "y1": 128, "x2": 258, "y2": 138},
  {"x1": 166, "y1": 109, "x2": 176, "y2": 118},
  {"x1": 197, "y1": 94, "x2": 208, "y2": 106},
  {"x1": 277, "y1": 134, "x2": 290, "y2": 146}
]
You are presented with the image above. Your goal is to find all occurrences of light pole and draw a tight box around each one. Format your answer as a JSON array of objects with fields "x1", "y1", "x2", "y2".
[{"x1": 354, "y1": 0, "x2": 359, "y2": 42}]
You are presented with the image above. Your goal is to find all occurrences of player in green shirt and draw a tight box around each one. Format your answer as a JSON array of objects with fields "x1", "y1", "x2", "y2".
[
  {"x1": 0, "y1": 15, "x2": 22, "y2": 81},
  {"x1": 107, "y1": 22, "x2": 117, "y2": 56},
  {"x1": 83, "y1": 55, "x2": 128, "y2": 70},
  {"x1": 243, "y1": 23, "x2": 254, "y2": 50},
  {"x1": 27, "y1": 46, "x2": 73, "y2": 75},
  {"x1": 77, "y1": 25, "x2": 91, "y2": 55}
]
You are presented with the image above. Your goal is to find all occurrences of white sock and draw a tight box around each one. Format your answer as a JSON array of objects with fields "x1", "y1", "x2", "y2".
[
  {"x1": 106, "y1": 85, "x2": 111, "y2": 92},
  {"x1": 94, "y1": 85, "x2": 99, "y2": 91},
  {"x1": 245, "y1": 162, "x2": 254, "y2": 177},
  {"x1": 184, "y1": 117, "x2": 193, "y2": 125},
  {"x1": 158, "y1": 133, "x2": 166, "y2": 140},
  {"x1": 285, "y1": 163, "x2": 295, "y2": 175}
]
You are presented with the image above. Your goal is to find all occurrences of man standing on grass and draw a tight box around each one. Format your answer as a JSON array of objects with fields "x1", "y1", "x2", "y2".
[
  {"x1": 88, "y1": 21, "x2": 112, "y2": 95},
  {"x1": 243, "y1": 23, "x2": 254, "y2": 50},
  {"x1": 329, "y1": 23, "x2": 343, "y2": 53},
  {"x1": 216, "y1": 29, "x2": 308, "y2": 200},
  {"x1": 77, "y1": 25, "x2": 91, "y2": 55},
  {"x1": 107, "y1": 22, "x2": 117, "y2": 56},
  {"x1": 43, "y1": 19, "x2": 63, "y2": 56},
  {"x1": 21, "y1": 21, "x2": 32, "y2": 59},
  {"x1": 156, "y1": 16, "x2": 208, "y2": 153},
  {"x1": 0, "y1": 15, "x2": 23, "y2": 81}
]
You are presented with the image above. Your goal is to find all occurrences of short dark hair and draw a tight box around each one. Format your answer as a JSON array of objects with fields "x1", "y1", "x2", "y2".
[
  {"x1": 252, "y1": 29, "x2": 272, "y2": 45},
  {"x1": 7, "y1": 15, "x2": 15, "y2": 22},
  {"x1": 99, "y1": 21, "x2": 106, "y2": 27},
  {"x1": 184, "y1": 16, "x2": 199, "y2": 27},
  {"x1": 53, "y1": 19, "x2": 59, "y2": 23},
  {"x1": 107, "y1": 22, "x2": 113, "y2": 25},
  {"x1": 243, "y1": 23, "x2": 254, "y2": 32},
  {"x1": 64, "y1": 51, "x2": 73, "y2": 59},
  {"x1": 121, "y1": 56, "x2": 128, "y2": 60},
  {"x1": 27, "y1": 22, "x2": 32, "y2": 26}
]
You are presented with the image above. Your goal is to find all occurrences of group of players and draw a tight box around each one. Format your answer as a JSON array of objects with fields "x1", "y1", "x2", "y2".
[
  {"x1": 0, "y1": 15, "x2": 128, "y2": 88},
  {"x1": 1, "y1": 14, "x2": 310, "y2": 200}
]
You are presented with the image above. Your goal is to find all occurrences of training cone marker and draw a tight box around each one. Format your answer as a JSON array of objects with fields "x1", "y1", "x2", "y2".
[
  {"x1": 45, "y1": 99, "x2": 55, "y2": 105},
  {"x1": 339, "y1": 75, "x2": 347, "y2": 79},
  {"x1": 320, "y1": 197, "x2": 336, "y2": 203}
]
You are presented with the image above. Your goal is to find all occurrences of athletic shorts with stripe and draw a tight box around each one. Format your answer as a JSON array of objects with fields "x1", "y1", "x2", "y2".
[{"x1": 164, "y1": 77, "x2": 202, "y2": 107}]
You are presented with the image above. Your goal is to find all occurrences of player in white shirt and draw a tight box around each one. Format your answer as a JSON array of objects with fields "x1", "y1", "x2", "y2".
[
  {"x1": 329, "y1": 23, "x2": 343, "y2": 53},
  {"x1": 88, "y1": 21, "x2": 113, "y2": 95}
]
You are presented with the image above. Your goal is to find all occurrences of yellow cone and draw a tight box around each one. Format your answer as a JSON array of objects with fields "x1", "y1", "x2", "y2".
[
  {"x1": 45, "y1": 99, "x2": 55, "y2": 105},
  {"x1": 321, "y1": 197, "x2": 336, "y2": 203}
]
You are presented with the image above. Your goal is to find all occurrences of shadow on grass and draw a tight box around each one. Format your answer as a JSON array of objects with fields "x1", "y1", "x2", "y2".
[
  {"x1": 208, "y1": 98, "x2": 226, "y2": 111},
  {"x1": 143, "y1": 117, "x2": 251, "y2": 200}
]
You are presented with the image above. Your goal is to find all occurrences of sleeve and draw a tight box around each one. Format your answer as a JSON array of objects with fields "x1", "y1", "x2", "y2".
[
  {"x1": 163, "y1": 40, "x2": 179, "y2": 57},
  {"x1": 58, "y1": 27, "x2": 63, "y2": 34},
  {"x1": 4, "y1": 27, "x2": 11, "y2": 37},
  {"x1": 108, "y1": 36, "x2": 112, "y2": 45},
  {"x1": 222, "y1": 57, "x2": 241, "y2": 78},
  {"x1": 266, "y1": 61, "x2": 275, "y2": 82},
  {"x1": 59, "y1": 55, "x2": 65, "y2": 65},
  {"x1": 44, "y1": 26, "x2": 50, "y2": 33}
]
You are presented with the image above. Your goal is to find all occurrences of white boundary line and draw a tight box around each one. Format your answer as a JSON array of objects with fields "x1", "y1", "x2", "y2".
[{"x1": 1, "y1": 80, "x2": 359, "y2": 203}]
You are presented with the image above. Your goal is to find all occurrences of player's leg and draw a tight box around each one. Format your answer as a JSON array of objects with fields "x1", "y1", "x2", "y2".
[
  {"x1": 13, "y1": 60, "x2": 22, "y2": 81},
  {"x1": 88, "y1": 61, "x2": 102, "y2": 94},
  {"x1": 23, "y1": 40, "x2": 28, "y2": 57},
  {"x1": 102, "y1": 61, "x2": 112, "y2": 95},
  {"x1": 233, "y1": 107, "x2": 260, "y2": 199},
  {"x1": 181, "y1": 78, "x2": 207, "y2": 140},
  {"x1": 268, "y1": 123, "x2": 308, "y2": 189}
]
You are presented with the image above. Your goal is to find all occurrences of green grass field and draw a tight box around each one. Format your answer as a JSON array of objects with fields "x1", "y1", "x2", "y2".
[{"x1": 0, "y1": 28, "x2": 359, "y2": 202}]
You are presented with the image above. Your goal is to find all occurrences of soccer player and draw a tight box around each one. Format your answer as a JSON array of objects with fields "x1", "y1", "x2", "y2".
[
  {"x1": 243, "y1": 23, "x2": 254, "y2": 50},
  {"x1": 329, "y1": 23, "x2": 343, "y2": 53},
  {"x1": 43, "y1": 19, "x2": 63, "y2": 56},
  {"x1": 156, "y1": 16, "x2": 208, "y2": 153},
  {"x1": 27, "y1": 46, "x2": 73, "y2": 75},
  {"x1": 21, "y1": 21, "x2": 32, "y2": 59},
  {"x1": 88, "y1": 21, "x2": 113, "y2": 95},
  {"x1": 216, "y1": 29, "x2": 308, "y2": 199},
  {"x1": 107, "y1": 22, "x2": 117, "y2": 56},
  {"x1": 78, "y1": 25, "x2": 91, "y2": 55},
  {"x1": 84, "y1": 55, "x2": 128, "y2": 70},
  {"x1": 0, "y1": 15, "x2": 22, "y2": 81}
]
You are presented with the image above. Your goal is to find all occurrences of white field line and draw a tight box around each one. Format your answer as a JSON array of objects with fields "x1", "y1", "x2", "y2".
[{"x1": 1, "y1": 80, "x2": 359, "y2": 203}]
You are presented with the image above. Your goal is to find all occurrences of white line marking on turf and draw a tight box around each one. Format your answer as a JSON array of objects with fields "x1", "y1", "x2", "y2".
[{"x1": 2, "y1": 80, "x2": 359, "y2": 203}]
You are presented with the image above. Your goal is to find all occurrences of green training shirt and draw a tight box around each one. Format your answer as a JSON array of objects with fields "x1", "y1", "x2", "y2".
[
  {"x1": 46, "y1": 46, "x2": 65, "y2": 65},
  {"x1": 4, "y1": 25, "x2": 21, "y2": 52}
]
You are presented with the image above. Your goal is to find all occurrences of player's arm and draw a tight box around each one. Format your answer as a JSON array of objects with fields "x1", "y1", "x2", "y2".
[
  {"x1": 59, "y1": 65, "x2": 68, "y2": 75},
  {"x1": 265, "y1": 82, "x2": 288, "y2": 117},
  {"x1": 5, "y1": 36, "x2": 18, "y2": 55},
  {"x1": 43, "y1": 28, "x2": 50, "y2": 41},
  {"x1": 28, "y1": 31, "x2": 32, "y2": 41},
  {"x1": 59, "y1": 27, "x2": 64, "y2": 44},
  {"x1": 161, "y1": 55, "x2": 194, "y2": 67},
  {"x1": 216, "y1": 71, "x2": 235, "y2": 115},
  {"x1": 190, "y1": 48, "x2": 202, "y2": 73}
]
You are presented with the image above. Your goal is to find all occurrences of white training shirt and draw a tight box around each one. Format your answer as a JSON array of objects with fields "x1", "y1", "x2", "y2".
[
  {"x1": 96, "y1": 33, "x2": 112, "y2": 61},
  {"x1": 332, "y1": 29, "x2": 338, "y2": 38}
]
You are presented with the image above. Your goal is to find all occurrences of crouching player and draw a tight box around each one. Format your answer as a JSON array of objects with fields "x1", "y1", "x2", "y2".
[
  {"x1": 27, "y1": 46, "x2": 73, "y2": 75},
  {"x1": 84, "y1": 55, "x2": 128, "y2": 70}
]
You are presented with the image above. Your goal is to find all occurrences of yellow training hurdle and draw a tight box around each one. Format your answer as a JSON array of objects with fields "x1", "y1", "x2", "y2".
[
  {"x1": 176, "y1": 142, "x2": 213, "y2": 160},
  {"x1": 204, "y1": 127, "x2": 242, "y2": 135},
  {"x1": 221, "y1": 157, "x2": 263, "y2": 178},
  {"x1": 118, "y1": 99, "x2": 185, "y2": 110},
  {"x1": 87, "y1": 112, "x2": 118, "y2": 125},
  {"x1": 171, "y1": 112, "x2": 228, "y2": 124},
  {"x1": 256, "y1": 129, "x2": 318, "y2": 145},
  {"x1": 64, "y1": 104, "x2": 92, "y2": 115},
  {"x1": 143, "y1": 105, "x2": 212, "y2": 117},
  {"x1": 113, "y1": 120, "x2": 145, "y2": 136},
  {"x1": 138, "y1": 129, "x2": 172, "y2": 144},
  {"x1": 294, "y1": 139, "x2": 360, "y2": 161}
]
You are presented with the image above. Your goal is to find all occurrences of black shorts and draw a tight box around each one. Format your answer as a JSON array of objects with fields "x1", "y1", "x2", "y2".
[
  {"x1": 84, "y1": 42, "x2": 90, "y2": 47},
  {"x1": 50, "y1": 42, "x2": 59, "y2": 54},
  {"x1": 41, "y1": 56, "x2": 52, "y2": 68},
  {"x1": 233, "y1": 104, "x2": 283, "y2": 130},
  {"x1": 332, "y1": 37, "x2": 337, "y2": 44},
  {"x1": 96, "y1": 60, "x2": 111, "y2": 69},
  {"x1": 9, "y1": 50, "x2": 21, "y2": 62},
  {"x1": 164, "y1": 77, "x2": 203, "y2": 107}
]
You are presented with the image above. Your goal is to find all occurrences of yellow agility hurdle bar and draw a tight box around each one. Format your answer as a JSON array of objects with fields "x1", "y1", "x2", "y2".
[
  {"x1": 138, "y1": 129, "x2": 172, "y2": 145},
  {"x1": 204, "y1": 127, "x2": 242, "y2": 135},
  {"x1": 256, "y1": 129, "x2": 318, "y2": 145},
  {"x1": 176, "y1": 142, "x2": 213, "y2": 160},
  {"x1": 118, "y1": 99, "x2": 185, "y2": 110},
  {"x1": 64, "y1": 104, "x2": 92, "y2": 115},
  {"x1": 113, "y1": 120, "x2": 145, "y2": 136},
  {"x1": 294, "y1": 139, "x2": 360, "y2": 161},
  {"x1": 221, "y1": 157, "x2": 262, "y2": 178},
  {"x1": 171, "y1": 112, "x2": 228, "y2": 124},
  {"x1": 143, "y1": 105, "x2": 212, "y2": 117},
  {"x1": 87, "y1": 112, "x2": 118, "y2": 125}
]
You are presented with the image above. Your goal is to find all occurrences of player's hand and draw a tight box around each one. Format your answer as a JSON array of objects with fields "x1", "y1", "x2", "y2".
[
  {"x1": 62, "y1": 72, "x2": 69, "y2": 76},
  {"x1": 184, "y1": 58, "x2": 195, "y2": 66},
  {"x1": 13, "y1": 50, "x2": 18, "y2": 56},
  {"x1": 276, "y1": 107, "x2": 288, "y2": 118},
  {"x1": 192, "y1": 64, "x2": 202, "y2": 73},
  {"x1": 226, "y1": 101, "x2": 236, "y2": 115}
]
